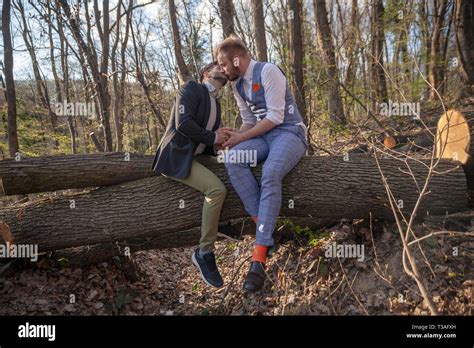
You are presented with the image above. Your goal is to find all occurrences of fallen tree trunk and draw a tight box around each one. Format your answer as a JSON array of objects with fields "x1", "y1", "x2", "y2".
[
  {"x1": 44, "y1": 216, "x2": 331, "y2": 266},
  {"x1": 0, "y1": 155, "x2": 468, "y2": 253},
  {"x1": 0, "y1": 152, "x2": 156, "y2": 196}
]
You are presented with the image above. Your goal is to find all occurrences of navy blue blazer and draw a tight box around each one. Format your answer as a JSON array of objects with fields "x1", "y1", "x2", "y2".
[{"x1": 151, "y1": 80, "x2": 221, "y2": 178}]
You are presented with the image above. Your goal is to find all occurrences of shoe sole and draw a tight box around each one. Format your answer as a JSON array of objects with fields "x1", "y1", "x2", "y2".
[
  {"x1": 191, "y1": 252, "x2": 222, "y2": 289},
  {"x1": 216, "y1": 232, "x2": 241, "y2": 242}
]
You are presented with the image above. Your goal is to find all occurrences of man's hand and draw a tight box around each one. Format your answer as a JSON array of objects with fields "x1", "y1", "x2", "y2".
[
  {"x1": 215, "y1": 143, "x2": 225, "y2": 151},
  {"x1": 222, "y1": 119, "x2": 277, "y2": 147},
  {"x1": 222, "y1": 130, "x2": 244, "y2": 148},
  {"x1": 215, "y1": 127, "x2": 230, "y2": 144},
  {"x1": 221, "y1": 126, "x2": 238, "y2": 133}
]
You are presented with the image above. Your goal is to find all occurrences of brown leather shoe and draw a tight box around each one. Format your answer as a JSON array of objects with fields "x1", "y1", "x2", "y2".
[{"x1": 243, "y1": 261, "x2": 266, "y2": 293}]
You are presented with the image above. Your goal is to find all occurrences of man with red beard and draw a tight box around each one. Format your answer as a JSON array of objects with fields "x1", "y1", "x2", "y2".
[{"x1": 215, "y1": 36, "x2": 308, "y2": 293}]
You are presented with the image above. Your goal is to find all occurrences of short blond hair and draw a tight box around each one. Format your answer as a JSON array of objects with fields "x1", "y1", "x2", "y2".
[{"x1": 214, "y1": 35, "x2": 248, "y2": 60}]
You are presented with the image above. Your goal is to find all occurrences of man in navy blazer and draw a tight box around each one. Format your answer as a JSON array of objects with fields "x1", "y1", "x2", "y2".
[{"x1": 151, "y1": 63, "x2": 232, "y2": 288}]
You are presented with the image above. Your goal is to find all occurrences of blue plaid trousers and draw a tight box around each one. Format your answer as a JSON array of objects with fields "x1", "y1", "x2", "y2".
[{"x1": 224, "y1": 127, "x2": 307, "y2": 246}]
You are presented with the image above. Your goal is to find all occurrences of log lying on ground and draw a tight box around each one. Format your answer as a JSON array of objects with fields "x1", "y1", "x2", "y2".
[
  {"x1": 0, "y1": 155, "x2": 468, "y2": 254},
  {"x1": 0, "y1": 152, "x2": 156, "y2": 196},
  {"x1": 45, "y1": 216, "x2": 331, "y2": 266}
]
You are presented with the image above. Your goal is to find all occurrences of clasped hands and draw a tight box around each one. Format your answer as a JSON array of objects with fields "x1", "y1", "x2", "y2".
[{"x1": 215, "y1": 127, "x2": 244, "y2": 150}]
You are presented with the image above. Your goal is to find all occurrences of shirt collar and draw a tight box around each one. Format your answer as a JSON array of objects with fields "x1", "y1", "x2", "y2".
[
  {"x1": 203, "y1": 81, "x2": 216, "y2": 92},
  {"x1": 203, "y1": 81, "x2": 218, "y2": 98},
  {"x1": 243, "y1": 59, "x2": 256, "y2": 83}
]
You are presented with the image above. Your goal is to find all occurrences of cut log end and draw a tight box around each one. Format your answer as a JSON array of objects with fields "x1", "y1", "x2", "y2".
[
  {"x1": 436, "y1": 109, "x2": 471, "y2": 164},
  {"x1": 0, "y1": 221, "x2": 13, "y2": 244},
  {"x1": 383, "y1": 136, "x2": 397, "y2": 149}
]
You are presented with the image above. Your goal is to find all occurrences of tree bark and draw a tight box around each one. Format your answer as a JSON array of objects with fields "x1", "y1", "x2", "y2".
[
  {"x1": 454, "y1": 0, "x2": 474, "y2": 97},
  {"x1": 370, "y1": 0, "x2": 388, "y2": 105},
  {"x1": 428, "y1": 0, "x2": 448, "y2": 100},
  {"x1": 289, "y1": 0, "x2": 306, "y2": 119},
  {"x1": 2, "y1": 0, "x2": 20, "y2": 157},
  {"x1": 313, "y1": 0, "x2": 346, "y2": 124},
  {"x1": 0, "y1": 152, "x2": 156, "y2": 196},
  {"x1": 0, "y1": 156, "x2": 467, "y2": 253},
  {"x1": 252, "y1": 0, "x2": 268, "y2": 61},
  {"x1": 169, "y1": 0, "x2": 193, "y2": 84},
  {"x1": 344, "y1": 0, "x2": 360, "y2": 88},
  {"x1": 46, "y1": 217, "x2": 328, "y2": 267},
  {"x1": 218, "y1": 0, "x2": 235, "y2": 38}
]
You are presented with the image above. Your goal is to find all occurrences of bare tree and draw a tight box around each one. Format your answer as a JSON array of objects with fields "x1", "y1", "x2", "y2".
[
  {"x1": 370, "y1": 0, "x2": 388, "y2": 105},
  {"x1": 130, "y1": 10, "x2": 167, "y2": 130},
  {"x1": 344, "y1": 0, "x2": 360, "y2": 89},
  {"x1": 428, "y1": 0, "x2": 448, "y2": 100},
  {"x1": 454, "y1": 0, "x2": 474, "y2": 97},
  {"x1": 289, "y1": 0, "x2": 306, "y2": 119},
  {"x1": 313, "y1": 0, "x2": 346, "y2": 124},
  {"x1": 58, "y1": 0, "x2": 113, "y2": 151},
  {"x1": 169, "y1": 0, "x2": 193, "y2": 84},
  {"x1": 252, "y1": 0, "x2": 268, "y2": 61},
  {"x1": 2, "y1": 0, "x2": 20, "y2": 157},
  {"x1": 218, "y1": 0, "x2": 235, "y2": 38}
]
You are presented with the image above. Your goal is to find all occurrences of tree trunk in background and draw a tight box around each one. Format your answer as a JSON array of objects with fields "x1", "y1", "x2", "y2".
[
  {"x1": 111, "y1": 0, "x2": 130, "y2": 152},
  {"x1": 313, "y1": 0, "x2": 346, "y2": 124},
  {"x1": 252, "y1": 0, "x2": 268, "y2": 61},
  {"x1": 46, "y1": 2, "x2": 60, "y2": 129},
  {"x1": 428, "y1": 0, "x2": 448, "y2": 100},
  {"x1": 370, "y1": 0, "x2": 388, "y2": 106},
  {"x1": 218, "y1": 0, "x2": 240, "y2": 129},
  {"x1": 14, "y1": 0, "x2": 57, "y2": 127},
  {"x1": 169, "y1": 0, "x2": 193, "y2": 84},
  {"x1": 419, "y1": 0, "x2": 432, "y2": 100},
  {"x1": 130, "y1": 15, "x2": 167, "y2": 131},
  {"x1": 56, "y1": 5, "x2": 77, "y2": 155},
  {"x1": 2, "y1": 0, "x2": 20, "y2": 157},
  {"x1": 344, "y1": 0, "x2": 359, "y2": 88},
  {"x1": 97, "y1": 0, "x2": 114, "y2": 152},
  {"x1": 455, "y1": 0, "x2": 474, "y2": 97},
  {"x1": 218, "y1": 0, "x2": 235, "y2": 38},
  {"x1": 0, "y1": 156, "x2": 467, "y2": 253},
  {"x1": 289, "y1": 0, "x2": 306, "y2": 116},
  {"x1": 59, "y1": 0, "x2": 113, "y2": 152}
]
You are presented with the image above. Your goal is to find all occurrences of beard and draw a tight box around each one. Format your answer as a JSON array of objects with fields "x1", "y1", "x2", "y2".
[{"x1": 225, "y1": 66, "x2": 241, "y2": 81}]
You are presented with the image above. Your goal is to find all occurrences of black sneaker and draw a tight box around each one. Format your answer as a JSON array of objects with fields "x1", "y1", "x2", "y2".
[
  {"x1": 191, "y1": 249, "x2": 224, "y2": 288},
  {"x1": 217, "y1": 222, "x2": 243, "y2": 242},
  {"x1": 243, "y1": 261, "x2": 266, "y2": 293}
]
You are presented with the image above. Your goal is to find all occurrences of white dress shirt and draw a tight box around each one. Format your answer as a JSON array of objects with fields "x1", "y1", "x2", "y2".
[
  {"x1": 194, "y1": 82, "x2": 218, "y2": 155},
  {"x1": 232, "y1": 59, "x2": 288, "y2": 127}
]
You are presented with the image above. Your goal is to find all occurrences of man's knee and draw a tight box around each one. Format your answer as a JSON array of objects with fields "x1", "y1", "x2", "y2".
[{"x1": 208, "y1": 182, "x2": 227, "y2": 201}]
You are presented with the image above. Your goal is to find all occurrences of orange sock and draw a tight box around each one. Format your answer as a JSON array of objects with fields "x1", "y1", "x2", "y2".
[
  {"x1": 252, "y1": 244, "x2": 268, "y2": 263},
  {"x1": 252, "y1": 216, "x2": 258, "y2": 224}
]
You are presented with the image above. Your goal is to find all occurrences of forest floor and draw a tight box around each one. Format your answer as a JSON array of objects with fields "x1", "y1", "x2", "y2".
[{"x1": 0, "y1": 216, "x2": 472, "y2": 315}]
